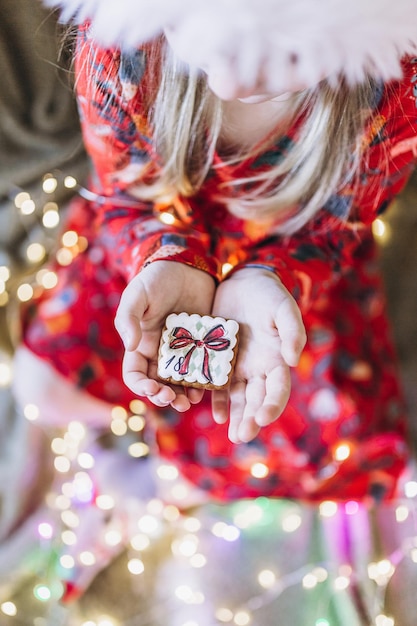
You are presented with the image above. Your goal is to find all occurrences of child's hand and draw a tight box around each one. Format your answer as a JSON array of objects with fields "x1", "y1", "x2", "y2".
[
  {"x1": 211, "y1": 268, "x2": 306, "y2": 443},
  {"x1": 115, "y1": 261, "x2": 216, "y2": 411}
]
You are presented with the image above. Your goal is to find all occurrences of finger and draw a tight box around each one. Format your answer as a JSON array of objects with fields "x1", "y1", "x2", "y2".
[
  {"x1": 237, "y1": 376, "x2": 265, "y2": 442},
  {"x1": 255, "y1": 363, "x2": 291, "y2": 427},
  {"x1": 228, "y1": 381, "x2": 247, "y2": 443},
  {"x1": 212, "y1": 389, "x2": 230, "y2": 424},
  {"x1": 187, "y1": 387, "x2": 205, "y2": 405},
  {"x1": 169, "y1": 384, "x2": 192, "y2": 412},
  {"x1": 274, "y1": 297, "x2": 307, "y2": 367},
  {"x1": 114, "y1": 278, "x2": 148, "y2": 351},
  {"x1": 123, "y1": 351, "x2": 176, "y2": 404}
]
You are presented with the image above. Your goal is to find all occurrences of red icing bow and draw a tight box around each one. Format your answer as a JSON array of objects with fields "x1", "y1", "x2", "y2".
[{"x1": 169, "y1": 324, "x2": 231, "y2": 383}]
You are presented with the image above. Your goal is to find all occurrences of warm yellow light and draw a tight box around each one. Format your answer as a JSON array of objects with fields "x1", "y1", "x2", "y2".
[
  {"x1": 334, "y1": 576, "x2": 350, "y2": 591},
  {"x1": 334, "y1": 443, "x2": 351, "y2": 461},
  {"x1": 147, "y1": 499, "x2": 164, "y2": 515},
  {"x1": 42, "y1": 176, "x2": 58, "y2": 193},
  {"x1": 163, "y1": 504, "x2": 181, "y2": 522},
  {"x1": 137, "y1": 514, "x2": 160, "y2": 534},
  {"x1": 42, "y1": 209, "x2": 60, "y2": 229},
  {"x1": 233, "y1": 610, "x2": 251, "y2": 625},
  {"x1": 127, "y1": 558, "x2": 145, "y2": 575},
  {"x1": 20, "y1": 199, "x2": 36, "y2": 215},
  {"x1": 56, "y1": 247, "x2": 73, "y2": 266},
  {"x1": 51, "y1": 437, "x2": 66, "y2": 455},
  {"x1": 55, "y1": 495, "x2": 71, "y2": 510},
  {"x1": 105, "y1": 530, "x2": 123, "y2": 546},
  {"x1": 250, "y1": 462, "x2": 269, "y2": 478},
  {"x1": 258, "y1": 569, "x2": 276, "y2": 589},
  {"x1": 319, "y1": 501, "x2": 338, "y2": 517},
  {"x1": 130, "y1": 534, "x2": 150, "y2": 551},
  {"x1": 60, "y1": 554, "x2": 75, "y2": 569},
  {"x1": 127, "y1": 415, "x2": 145, "y2": 431},
  {"x1": 130, "y1": 399, "x2": 147, "y2": 414},
  {"x1": 128, "y1": 442, "x2": 150, "y2": 458},
  {"x1": 0, "y1": 363, "x2": 12, "y2": 387},
  {"x1": 79, "y1": 551, "x2": 96, "y2": 566},
  {"x1": 14, "y1": 191, "x2": 30, "y2": 208},
  {"x1": 170, "y1": 484, "x2": 189, "y2": 500},
  {"x1": 215, "y1": 607, "x2": 234, "y2": 623},
  {"x1": 395, "y1": 505, "x2": 409, "y2": 522},
  {"x1": 312, "y1": 567, "x2": 328, "y2": 582},
  {"x1": 183, "y1": 517, "x2": 201, "y2": 532},
  {"x1": 111, "y1": 405, "x2": 128, "y2": 420},
  {"x1": 372, "y1": 218, "x2": 386, "y2": 237},
  {"x1": 282, "y1": 512, "x2": 302, "y2": 533},
  {"x1": 97, "y1": 617, "x2": 117, "y2": 626},
  {"x1": 17, "y1": 283, "x2": 34, "y2": 302},
  {"x1": 61, "y1": 530, "x2": 77, "y2": 545},
  {"x1": 24, "y1": 403, "x2": 40, "y2": 421},
  {"x1": 222, "y1": 263, "x2": 234, "y2": 275},
  {"x1": 26, "y1": 242, "x2": 46, "y2": 263},
  {"x1": 175, "y1": 585, "x2": 194, "y2": 602},
  {"x1": 68, "y1": 421, "x2": 86, "y2": 440},
  {"x1": 96, "y1": 495, "x2": 115, "y2": 511},
  {"x1": 62, "y1": 230, "x2": 79, "y2": 247},
  {"x1": 64, "y1": 175, "x2": 78, "y2": 188},
  {"x1": 404, "y1": 481, "x2": 417, "y2": 498},
  {"x1": 190, "y1": 553, "x2": 207, "y2": 568},
  {"x1": 111, "y1": 418, "x2": 128, "y2": 436},
  {"x1": 375, "y1": 615, "x2": 395, "y2": 626},
  {"x1": 176, "y1": 535, "x2": 199, "y2": 557},
  {"x1": 233, "y1": 504, "x2": 263, "y2": 529},
  {"x1": 54, "y1": 456, "x2": 71, "y2": 473},
  {"x1": 1, "y1": 602, "x2": 17, "y2": 616},
  {"x1": 302, "y1": 573, "x2": 318, "y2": 589},
  {"x1": 39, "y1": 270, "x2": 58, "y2": 289},
  {"x1": 77, "y1": 452, "x2": 95, "y2": 469},
  {"x1": 159, "y1": 211, "x2": 176, "y2": 225},
  {"x1": 61, "y1": 510, "x2": 79, "y2": 528},
  {"x1": 157, "y1": 464, "x2": 179, "y2": 480},
  {"x1": 0, "y1": 266, "x2": 10, "y2": 281}
]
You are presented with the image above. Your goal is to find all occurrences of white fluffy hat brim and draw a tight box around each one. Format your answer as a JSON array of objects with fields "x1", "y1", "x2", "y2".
[{"x1": 44, "y1": 0, "x2": 417, "y2": 90}]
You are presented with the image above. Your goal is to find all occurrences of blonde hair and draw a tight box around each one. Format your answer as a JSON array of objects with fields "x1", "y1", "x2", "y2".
[{"x1": 82, "y1": 36, "x2": 377, "y2": 234}]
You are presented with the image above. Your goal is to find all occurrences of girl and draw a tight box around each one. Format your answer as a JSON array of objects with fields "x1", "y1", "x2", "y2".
[{"x1": 13, "y1": 0, "x2": 417, "y2": 502}]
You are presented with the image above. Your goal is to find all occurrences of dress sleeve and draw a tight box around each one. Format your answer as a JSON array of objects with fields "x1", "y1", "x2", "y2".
[
  {"x1": 226, "y1": 57, "x2": 417, "y2": 312},
  {"x1": 74, "y1": 27, "x2": 221, "y2": 283}
]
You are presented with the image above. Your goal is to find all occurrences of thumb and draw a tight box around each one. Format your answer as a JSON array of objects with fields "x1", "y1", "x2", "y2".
[{"x1": 114, "y1": 276, "x2": 148, "y2": 351}]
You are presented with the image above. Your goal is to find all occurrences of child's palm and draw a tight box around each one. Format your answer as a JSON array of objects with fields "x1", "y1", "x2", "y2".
[
  {"x1": 211, "y1": 269, "x2": 306, "y2": 443},
  {"x1": 115, "y1": 261, "x2": 216, "y2": 411}
]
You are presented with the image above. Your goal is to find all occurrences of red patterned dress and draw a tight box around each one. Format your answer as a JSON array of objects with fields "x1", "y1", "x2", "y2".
[{"x1": 23, "y1": 29, "x2": 417, "y2": 502}]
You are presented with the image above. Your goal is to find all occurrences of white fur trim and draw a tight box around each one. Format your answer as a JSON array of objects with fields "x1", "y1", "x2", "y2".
[{"x1": 45, "y1": 0, "x2": 417, "y2": 89}]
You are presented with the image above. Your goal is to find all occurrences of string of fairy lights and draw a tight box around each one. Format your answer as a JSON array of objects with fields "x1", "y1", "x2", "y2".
[{"x1": 0, "y1": 173, "x2": 415, "y2": 626}]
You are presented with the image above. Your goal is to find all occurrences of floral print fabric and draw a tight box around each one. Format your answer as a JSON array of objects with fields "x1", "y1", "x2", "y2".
[{"x1": 23, "y1": 31, "x2": 417, "y2": 502}]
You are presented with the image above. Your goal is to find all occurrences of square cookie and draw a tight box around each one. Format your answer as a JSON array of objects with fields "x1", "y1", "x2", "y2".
[{"x1": 157, "y1": 312, "x2": 239, "y2": 390}]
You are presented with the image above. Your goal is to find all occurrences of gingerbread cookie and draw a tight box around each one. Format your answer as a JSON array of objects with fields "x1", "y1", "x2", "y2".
[{"x1": 157, "y1": 312, "x2": 239, "y2": 390}]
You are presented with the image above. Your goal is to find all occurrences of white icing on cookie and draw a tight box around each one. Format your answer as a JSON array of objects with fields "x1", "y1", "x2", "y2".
[{"x1": 158, "y1": 313, "x2": 239, "y2": 388}]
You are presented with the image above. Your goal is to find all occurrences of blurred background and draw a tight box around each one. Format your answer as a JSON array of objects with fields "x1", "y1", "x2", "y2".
[{"x1": 0, "y1": 2, "x2": 417, "y2": 625}]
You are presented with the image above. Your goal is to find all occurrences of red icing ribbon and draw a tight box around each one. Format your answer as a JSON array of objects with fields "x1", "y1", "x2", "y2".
[{"x1": 169, "y1": 324, "x2": 231, "y2": 383}]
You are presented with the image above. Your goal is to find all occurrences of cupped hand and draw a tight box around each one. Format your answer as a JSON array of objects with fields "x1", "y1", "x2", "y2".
[
  {"x1": 114, "y1": 261, "x2": 216, "y2": 411},
  {"x1": 211, "y1": 268, "x2": 306, "y2": 443}
]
